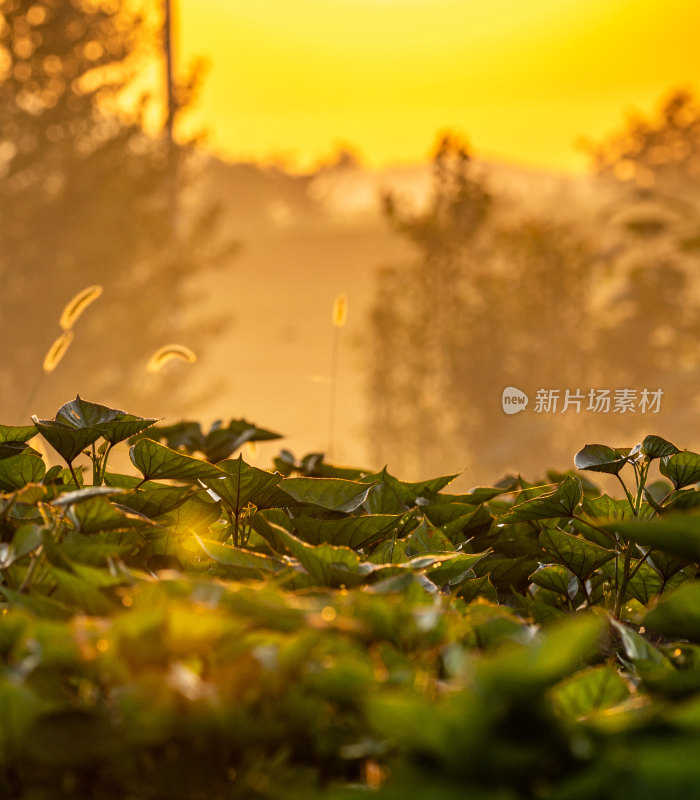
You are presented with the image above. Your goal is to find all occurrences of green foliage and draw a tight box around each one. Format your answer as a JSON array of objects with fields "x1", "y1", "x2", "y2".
[{"x1": 2, "y1": 397, "x2": 700, "y2": 797}]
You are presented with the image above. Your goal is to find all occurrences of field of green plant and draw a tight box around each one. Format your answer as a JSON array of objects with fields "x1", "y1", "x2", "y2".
[{"x1": 2, "y1": 395, "x2": 700, "y2": 798}]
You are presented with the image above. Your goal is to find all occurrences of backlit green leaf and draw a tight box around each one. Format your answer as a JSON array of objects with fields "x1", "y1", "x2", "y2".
[
  {"x1": 291, "y1": 513, "x2": 406, "y2": 548},
  {"x1": 574, "y1": 444, "x2": 630, "y2": 475},
  {"x1": 279, "y1": 476, "x2": 376, "y2": 513},
  {"x1": 499, "y1": 476, "x2": 582, "y2": 523},
  {"x1": 130, "y1": 438, "x2": 224, "y2": 483},
  {"x1": 530, "y1": 564, "x2": 578, "y2": 598},
  {"x1": 540, "y1": 528, "x2": 615, "y2": 580},
  {"x1": 0, "y1": 454, "x2": 46, "y2": 491},
  {"x1": 660, "y1": 451, "x2": 700, "y2": 490},
  {"x1": 641, "y1": 435, "x2": 680, "y2": 460},
  {"x1": 0, "y1": 425, "x2": 37, "y2": 444},
  {"x1": 605, "y1": 514, "x2": 700, "y2": 562},
  {"x1": 551, "y1": 665, "x2": 631, "y2": 718},
  {"x1": 200, "y1": 455, "x2": 282, "y2": 514}
]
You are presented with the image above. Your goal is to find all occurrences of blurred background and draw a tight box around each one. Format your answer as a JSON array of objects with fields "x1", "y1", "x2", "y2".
[{"x1": 1, "y1": 0, "x2": 699, "y2": 486}]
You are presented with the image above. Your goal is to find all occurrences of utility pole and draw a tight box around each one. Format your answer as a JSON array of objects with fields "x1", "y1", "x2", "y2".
[
  {"x1": 164, "y1": 0, "x2": 175, "y2": 149},
  {"x1": 163, "y1": 0, "x2": 181, "y2": 333}
]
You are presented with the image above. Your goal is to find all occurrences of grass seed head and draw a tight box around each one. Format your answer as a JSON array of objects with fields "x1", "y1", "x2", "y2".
[
  {"x1": 333, "y1": 293, "x2": 348, "y2": 327},
  {"x1": 146, "y1": 344, "x2": 197, "y2": 373},
  {"x1": 42, "y1": 331, "x2": 74, "y2": 373},
  {"x1": 59, "y1": 285, "x2": 103, "y2": 330}
]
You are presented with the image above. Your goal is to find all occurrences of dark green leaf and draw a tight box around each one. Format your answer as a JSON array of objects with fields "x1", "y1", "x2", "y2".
[
  {"x1": 291, "y1": 513, "x2": 406, "y2": 548},
  {"x1": 529, "y1": 564, "x2": 578, "y2": 598},
  {"x1": 499, "y1": 476, "x2": 582, "y2": 523},
  {"x1": 195, "y1": 536, "x2": 286, "y2": 579},
  {"x1": 98, "y1": 414, "x2": 158, "y2": 446},
  {"x1": 267, "y1": 523, "x2": 371, "y2": 587},
  {"x1": 643, "y1": 583, "x2": 700, "y2": 642},
  {"x1": 473, "y1": 554, "x2": 540, "y2": 591},
  {"x1": 407, "y1": 518, "x2": 454, "y2": 554},
  {"x1": 574, "y1": 444, "x2": 630, "y2": 475},
  {"x1": 0, "y1": 424, "x2": 37, "y2": 444},
  {"x1": 381, "y1": 471, "x2": 459, "y2": 507},
  {"x1": 540, "y1": 528, "x2": 615, "y2": 580},
  {"x1": 424, "y1": 551, "x2": 488, "y2": 585},
  {"x1": 660, "y1": 451, "x2": 700, "y2": 490},
  {"x1": 200, "y1": 455, "x2": 282, "y2": 514},
  {"x1": 605, "y1": 514, "x2": 700, "y2": 561},
  {"x1": 202, "y1": 419, "x2": 282, "y2": 463},
  {"x1": 582, "y1": 494, "x2": 636, "y2": 521},
  {"x1": 423, "y1": 503, "x2": 493, "y2": 543},
  {"x1": 369, "y1": 538, "x2": 408, "y2": 564},
  {"x1": 116, "y1": 485, "x2": 193, "y2": 518},
  {"x1": 551, "y1": 665, "x2": 630, "y2": 718},
  {"x1": 641, "y1": 435, "x2": 680, "y2": 460},
  {"x1": 0, "y1": 453, "x2": 46, "y2": 491},
  {"x1": 67, "y1": 495, "x2": 156, "y2": 534},
  {"x1": 156, "y1": 493, "x2": 222, "y2": 536},
  {"x1": 457, "y1": 574, "x2": 498, "y2": 603},
  {"x1": 132, "y1": 421, "x2": 205, "y2": 451},
  {"x1": 51, "y1": 485, "x2": 127, "y2": 506},
  {"x1": 279, "y1": 476, "x2": 376, "y2": 513},
  {"x1": 129, "y1": 438, "x2": 225, "y2": 483},
  {"x1": 31, "y1": 417, "x2": 101, "y2": 465},
  {"x1": 664, "y1": 489, "x2": 700, "y2": 513},
  {"x1": 0, "y1": 524, "x2": 43, "y2": 568},
  {"x1": 610, "y1": 618, "x2": 667, "y2": 666},
  {"x1": 55, "y1": 395, "x2": 123, "y2": 428}
]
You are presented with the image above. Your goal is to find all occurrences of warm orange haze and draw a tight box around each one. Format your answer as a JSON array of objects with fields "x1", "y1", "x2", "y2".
[
  {"x1": 177, "y1": 0, "x2": 700, "y2": 171},
  {"x1": 1, "y1": 0, "x2": 700, "y2": 485},
  {"x1": 4, "y1": 3, "x2": 700, "y2": 793}
]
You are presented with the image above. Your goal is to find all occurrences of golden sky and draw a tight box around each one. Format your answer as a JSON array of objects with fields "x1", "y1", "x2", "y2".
[{"x1": 176, "y1": 0, "x2": 700, "y2": 172}]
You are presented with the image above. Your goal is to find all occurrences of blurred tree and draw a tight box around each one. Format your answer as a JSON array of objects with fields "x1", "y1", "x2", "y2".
[
  {"x1": 366, "y1": 135, "x2": 597, "y2": 477},
  {"x1": 585, "y1": 88, "x2": 700, "y2": 428},
  {"x1": 366, "y1": 112, "x2": 700, "y2": 479},
  {"x1": 0, "y1": 0, "x2": 230, "y2": 422},
  {"x1": 588, "y1": 88, "x2": 700, "y2": 197}
]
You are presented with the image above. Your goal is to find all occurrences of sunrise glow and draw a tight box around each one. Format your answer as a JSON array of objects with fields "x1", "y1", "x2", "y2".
[{"x1": 176, "y1": 0, "x2": 700, "y2": 171}]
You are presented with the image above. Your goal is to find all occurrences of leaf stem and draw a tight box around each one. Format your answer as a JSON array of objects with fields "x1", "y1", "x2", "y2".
[
  {"x1": 67, "y1": 462, "x2": 81, "y2": 489},
  {"x1": 615, "y1": 474, "x2": 636, "y2": 514},
  {"x1": 328, "y1": 324, "x2": 342, "y2": 459},
  {"x1": 18, "y1": 549, "x2": 42, "y2": 594},
  {"x1": 614, "y1": 543, "x2": 633, "y2": 619}
]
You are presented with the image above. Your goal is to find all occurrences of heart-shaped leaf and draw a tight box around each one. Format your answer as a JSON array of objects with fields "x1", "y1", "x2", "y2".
[
  {"x1": 130, "y1": 438, "x2": 224, "y2": 483},
  {"x1": 574, "y1": 444, "x2": 631, "y2": 475},
  {"x1": 279, "y1": 476, "x2": 376, "y2": 513},
  {"x1": 499, "y1": 476, "x2": 582, "y2": 523},
  {"x1": 540, "y1": 528, "x2": 615, "y2": 580},
  {"x1": 200, "y1": 455, "x2": 282, "y2": 514},
  {"x1": 291, "y1": 513, "x2": 406, "y2": 549},
  {"x1": 530, "y1": 564, "x2": 578, "y2": 598},
  {"x1": 0, "y1": 425, "x2": 38, "y2": 444},
  {"x1": 660, "y1": 452, "x2": 700, "y2": 490},
  {"x1": 0, "y1": 454, "x2": 46, "y2": 491},
  {"x1": 641, "y1": 435, "x2": 680, "y2": 460}
]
